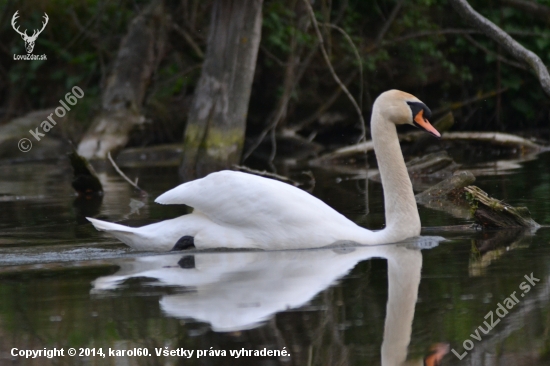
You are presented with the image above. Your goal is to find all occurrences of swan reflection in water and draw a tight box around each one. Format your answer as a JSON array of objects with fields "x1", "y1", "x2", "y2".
[{"x1": 92, "y1": 237, "x2": 448, "y2": 365}]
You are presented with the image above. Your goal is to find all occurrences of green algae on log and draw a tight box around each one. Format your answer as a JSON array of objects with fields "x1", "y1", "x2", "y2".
[{"x1": 464, "y1": 185, "x2": 540, "y2": 229}]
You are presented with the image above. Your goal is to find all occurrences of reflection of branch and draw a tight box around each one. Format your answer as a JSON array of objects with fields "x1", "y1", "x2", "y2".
[
  {"x1": 302, "y1": 0, "x2": 367, "y2": 142},
  {"x1": 450, "y1": 0, "x2": 550, "y2": 97}
]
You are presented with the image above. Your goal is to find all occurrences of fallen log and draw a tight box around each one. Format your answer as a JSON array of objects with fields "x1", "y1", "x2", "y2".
[
  {"x1": 312, "y1": 112, "x2": 454, "y2": 163},
  {"x1": 414, "y1": 170, "x2": 475, "y2": 219},
  {"x1": 314, "y1": 127, "x2": 545, "y2": 164},
  {"x1": 442, "y1": 131, "x2": 545, "y2": 151},
  {"x1": 464, "y1": 185, "x2": 540, "y2": 228},
  {"x1": 415, "y1": 170, "x2": 475, "y2": 203},
  {"x1": 368, "y1": 151, "x2": 459, "y2": 191},
  {"x1": 404, "y1": 151, "x2": 458, "y2": 177}
]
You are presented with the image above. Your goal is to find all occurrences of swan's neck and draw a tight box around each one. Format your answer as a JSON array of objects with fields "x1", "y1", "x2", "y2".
[
  {"x1": 381, "y1": 249, "x2": 422, "y2": 365},
  {"x1": 371, "y1": 107, "x2": 421, "y2": 242}
]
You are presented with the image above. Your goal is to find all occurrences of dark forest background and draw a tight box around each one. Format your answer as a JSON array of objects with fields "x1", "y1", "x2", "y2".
[{"x1": 1, "y1": 0, "x2": 549, "y2": 154}]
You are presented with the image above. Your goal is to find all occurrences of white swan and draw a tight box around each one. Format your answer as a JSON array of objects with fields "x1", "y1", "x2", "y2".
[{"x1": 87, "y1": 90, "x2": 440, "y2": 251}]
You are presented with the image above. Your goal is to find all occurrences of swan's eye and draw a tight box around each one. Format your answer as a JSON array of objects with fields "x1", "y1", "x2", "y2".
[{"x1": 406, "y1": 101, "x2": 431, "y2": 122}]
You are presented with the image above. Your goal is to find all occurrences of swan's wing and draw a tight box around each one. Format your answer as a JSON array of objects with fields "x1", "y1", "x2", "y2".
[{"x1": 154, "y1": 170, "x2": 355, "y2": 230}]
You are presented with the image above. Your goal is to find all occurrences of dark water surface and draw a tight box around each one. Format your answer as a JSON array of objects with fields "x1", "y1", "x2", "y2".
[{"x1": 1, "y1": 152, "x2": 550, "y2": 365}]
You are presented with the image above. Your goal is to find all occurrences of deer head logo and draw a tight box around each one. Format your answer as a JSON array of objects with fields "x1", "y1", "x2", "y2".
[{"x1": 11, "y1": 11, "x2": 49, "y2": 54}]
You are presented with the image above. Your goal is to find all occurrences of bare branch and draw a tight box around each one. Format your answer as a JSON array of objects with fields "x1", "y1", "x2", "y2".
[
  {"x1": 381, "y1": 29, "x2": 480, "y2": 47},
  {"x1": 375, "y1": 0, "x2": 405, "y2": 46},
  {"x1": 302, "y1": 0, "x2": 367, "y2": 142},
  {"x1": 107, "y1": 152, "x2": 148, "y2": 195},
  {"x1": 260, "y1": 45, "x2": 287, "y2": 66},
  {"x1": 502, "y1": 0, "x2": 550, "y2": 22},
  {"x1": 463, "y1": 34, "x2": 528, "y2": 71},
  {"x1": 322, "y1": 23, "x2": 363, "y2": 112},
  {"x1": 432, "y1": 88, "x2": 510, "y2": 116},
  {"x1": 290, "y1": 70, "x2": 357, "y2": 132},
  {"x1": 508, "y1": 30, "x2": 550, "y2": 38},
  {"x1": 449, "y1": 0, "x2": 550, "y2": 97},
  {"x1": 172, "y1": 22, "x2": 204, "y2": 59}
]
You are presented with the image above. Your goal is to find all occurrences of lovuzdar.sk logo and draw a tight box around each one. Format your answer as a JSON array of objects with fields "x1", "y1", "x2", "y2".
[{"x1": 12, "y1": 10, "x2": 48, "y2": 61}]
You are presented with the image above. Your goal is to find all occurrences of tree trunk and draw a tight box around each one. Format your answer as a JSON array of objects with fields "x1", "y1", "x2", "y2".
[
  {"x1": 179, "y1": 0, "x2": 263, "y2": 180},
  {"x1": 77, "y1": 2, "x2": 166, "y2": 160}
]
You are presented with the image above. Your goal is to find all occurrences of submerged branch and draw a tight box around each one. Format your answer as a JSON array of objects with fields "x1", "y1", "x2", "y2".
[{"x1": 107, "y1": 152, "x2": 148, "y2": 196}]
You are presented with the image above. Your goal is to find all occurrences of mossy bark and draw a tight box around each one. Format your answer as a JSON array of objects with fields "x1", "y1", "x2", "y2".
[
  {"x1": 179, "y1": 0, "x2": 263, "y2": 180},
  {"x1": 464, "y1": 185, "x2": 540, "y2": 228}
]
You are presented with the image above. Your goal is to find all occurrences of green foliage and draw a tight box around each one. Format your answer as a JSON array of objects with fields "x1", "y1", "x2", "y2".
[
  {"x1": 258, "y1": 0, "x2": 550, "y2": 135},
  {"x1": 1, "y1": 0, "x2": 549, "y2": 141}
]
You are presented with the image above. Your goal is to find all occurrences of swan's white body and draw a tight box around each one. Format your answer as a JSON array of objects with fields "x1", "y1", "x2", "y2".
[
  {"x1": 88, "y1": 170, "x2": 387, "y2": 250},
  {"x1": 88, "y1": 90, "x2": 439, "y2": 251}
]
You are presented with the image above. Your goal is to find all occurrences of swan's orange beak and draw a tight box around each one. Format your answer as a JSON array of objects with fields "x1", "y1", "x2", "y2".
[
  {"x1": 414, "y1": 110, "x2": 441, "y2": 138},
  {"x1": 423, "y1": 343, "x2": 450, "y2": 366}
]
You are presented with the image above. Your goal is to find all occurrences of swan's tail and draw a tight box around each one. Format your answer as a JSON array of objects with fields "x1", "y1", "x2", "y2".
[{"x1": 87, "y1": 217, "x2": 149, "y2": 250}]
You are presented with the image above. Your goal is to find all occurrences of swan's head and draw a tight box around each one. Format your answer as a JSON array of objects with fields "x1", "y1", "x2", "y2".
[{"x1": 374, "y1": 90, "x2": 440, "y2": 138}]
